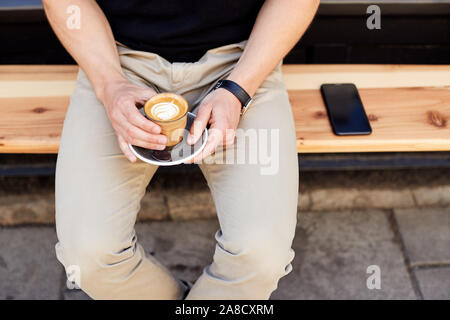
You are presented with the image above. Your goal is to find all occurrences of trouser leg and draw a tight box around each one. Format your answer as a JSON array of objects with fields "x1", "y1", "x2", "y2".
[
  {"x1": 55, "y1": 69, "x2": 185, "y2": 299},
  {"x1": 187, "y1": 64, "x2": 299, "y2": 299}
]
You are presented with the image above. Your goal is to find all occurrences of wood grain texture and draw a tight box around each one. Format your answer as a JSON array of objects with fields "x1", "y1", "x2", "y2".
[
  {"x1": 2, "y1": 64, "x2": 449, "y2": 96},
  {"x1": 0, "y1": 65, "x2": 78, "y2": 98},
  {"x1": 292, "y1": 87, "x2": 450, "y2": 153},
  {"x1": 0, "y1": 65, "x2": 78, "y2": 81},
  {"x1": 0, "y1": 96, "x2": 69, "y2": 153},
  {"x1": 283, "y1": 64, "x2": 450, "y2": 90},
  {"x1": 1, "y1": 65, "x2": 450, "y2": 153},
  {"x1": 1, "y1": 87, "x2": 449, "y2": 153}
]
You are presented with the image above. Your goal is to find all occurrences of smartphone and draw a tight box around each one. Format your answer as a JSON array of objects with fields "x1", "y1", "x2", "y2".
[{"x1": 320, "y1": 83, "x2": 372, "y2": 136}]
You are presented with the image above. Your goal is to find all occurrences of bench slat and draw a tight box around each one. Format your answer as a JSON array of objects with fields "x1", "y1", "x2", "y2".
[
  {"x1": 0, "y1": 96, "x2": 69, "y2": 153},
  {"x1": 1, "y1": 65, "x2": 449, "y2": 154},
  {"x1": 293, "y1": 87, "x2": 450, "y2": 153},
  {"x1": 283, "y1": 64, "x2": 450, "y2": 89},
  {"x1": 2, "y1": 65, "x2": 450, "y2": 97}
]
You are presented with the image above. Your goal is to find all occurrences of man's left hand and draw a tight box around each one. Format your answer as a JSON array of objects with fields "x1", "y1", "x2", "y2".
[{"x1": 185, "y1": 87, "x2": 242, "y2": 163}]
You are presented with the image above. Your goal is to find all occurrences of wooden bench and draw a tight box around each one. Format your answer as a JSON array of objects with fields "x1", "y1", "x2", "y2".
[{"x1": 1, "y1": 64, "x2": 450, "y2": 154}]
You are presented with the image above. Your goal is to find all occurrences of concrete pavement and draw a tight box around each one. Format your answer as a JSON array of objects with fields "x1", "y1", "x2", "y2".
[{"x1": 1, "y1": 206, "x2": 449, "y2": 300}]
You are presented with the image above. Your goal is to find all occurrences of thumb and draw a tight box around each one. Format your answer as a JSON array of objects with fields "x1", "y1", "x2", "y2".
[
  {"x1": 136, "y1": 87, "x2": 157, "y2": 104},
  {"x1": 188, "y1": 103, "x2": 212, "y2": 145}
]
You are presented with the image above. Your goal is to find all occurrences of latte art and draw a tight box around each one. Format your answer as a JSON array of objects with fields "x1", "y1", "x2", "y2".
[
  {"x1": 144, "y1": 93, "x2": 189, "y2": 147},
  {"x1": 150, "y1": 102, "x2": 180, "y2": 121}
]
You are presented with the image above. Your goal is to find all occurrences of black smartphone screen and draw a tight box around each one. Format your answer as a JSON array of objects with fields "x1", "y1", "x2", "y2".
[{"x1": 320, "y1": 83, "x2": 372, "y2": 136}]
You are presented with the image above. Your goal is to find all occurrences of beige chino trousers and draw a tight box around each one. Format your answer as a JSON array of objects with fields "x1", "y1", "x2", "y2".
[{"x1": 55, "y1": 40, "x2": 299, "y2": 300}]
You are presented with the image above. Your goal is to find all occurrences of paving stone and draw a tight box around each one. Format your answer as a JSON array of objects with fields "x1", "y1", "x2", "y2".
[
  {"x1": 0, "y1": 194, "x2": 55, "y2": 226},
  {"x1": 0, "y1": 211, "x2": 427, "y2": 299},
  {"x1": 272, "y1": 210, "x2": 416, "y2": 300},
  {"x1": 394, "y1": 208, "x2": 450, "y2": 264},
  {"x1": 414, "y1": 267, "x2": 450, "y2": 300},
  {"x1": 135, "y1": 220, "x2": 219, "y2": 283},
  {"x1": 310, "y1": 188, "x2": 415, "y2": 211},
  {"x1": 298, "y1": 191, "x2": 311, "y2": 213},
  {"x1": 62, "y1": 288, "x2": 91, "y2": 300},
  {"x1": 139, "y1": 190, "x2": 169, "y2": 221},
  {"x1": 0, "y1": 191, "x2": 169, "y2": 226},
  {"x1": 167, "y1": 190, "x2": 217, "y2": 220},
  {"x1": 2, "y1": 185, "x2": 443, "y2": 226},
  {"x1": 0, "y1": 226, "x2": 62, "y2": 299},
  {"x1": 412, "y1": 185, "x2": 450, "y2": 208}
]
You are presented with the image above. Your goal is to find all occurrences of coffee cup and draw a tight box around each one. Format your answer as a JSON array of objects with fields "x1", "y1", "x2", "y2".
[{"x1": 144, "y1": 93, "x2": 189, "y2": 148}]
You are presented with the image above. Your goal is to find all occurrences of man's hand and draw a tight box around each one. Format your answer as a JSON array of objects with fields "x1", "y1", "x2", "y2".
[
  {"x1": 186, "y1": 88, "x2": 242, "y2": 163},
  {"x1": 101, "y1": 80, "x2": 168, "y2": 162},
  {"x1": 43, "y1": 0, "x2": 169, "y2": 163}
]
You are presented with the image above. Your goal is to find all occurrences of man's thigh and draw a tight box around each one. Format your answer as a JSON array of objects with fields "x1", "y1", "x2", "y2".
[{"x1": 55, "y1": 69, "x2": 157, "y2": 256}]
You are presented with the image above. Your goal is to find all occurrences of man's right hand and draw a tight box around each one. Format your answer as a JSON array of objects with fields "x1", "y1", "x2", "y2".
[{"x1": 101, "y1": 80, "x2": 168, "y2": 162}]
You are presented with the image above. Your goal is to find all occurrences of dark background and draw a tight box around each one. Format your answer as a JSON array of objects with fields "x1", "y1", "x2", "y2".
[{"x1": 0, "y1": 0, "x2": 449, "y2": 65}]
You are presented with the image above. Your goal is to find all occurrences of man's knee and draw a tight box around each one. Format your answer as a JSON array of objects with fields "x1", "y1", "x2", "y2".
[
  {"x1": 56, "y1": 227, "x2": 139, "y2": 290},
  {"x1": 243, "y1": 243, "x2": 294, "y2": 284},
  {"x1": 213, "y1": 230, "x2": 295, "y2": 284}
]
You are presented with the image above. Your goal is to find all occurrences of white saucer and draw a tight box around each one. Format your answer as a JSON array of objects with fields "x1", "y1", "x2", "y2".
[{"x1": 129, "y1": 112, "x2": 208, "y2": 166}]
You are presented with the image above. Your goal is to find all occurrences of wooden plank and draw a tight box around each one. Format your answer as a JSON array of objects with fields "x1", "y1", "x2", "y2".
[
  {"x1": 293, "y1": 87, "x2": 450, "y2": 153},
  {"x1": 1, "y1": 87, "x2": 450, "y2": 154},
  {"x1": 0, "y1": 81, "x2": 77, "y2": 98},
  {"x1": 0, "y1": 65, "x2": 78, "y2": 98},
  {"x1": 1, "y1": 65, "x2": 450, "y2": 153},
  {"x1": 0, "y1": 65, "x2": 78, "y2": 81},
  {"x1": 1, "y1": 64, "x2": 450, "y2": 97},
  {"x1": 0, "y1": 96, "x2": 69, "y2": 153},
  {"x1": 283, "y1": 64, "x2": 450, "y2": 90}
]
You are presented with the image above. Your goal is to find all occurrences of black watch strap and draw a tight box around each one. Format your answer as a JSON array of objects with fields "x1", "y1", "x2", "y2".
[{"x1": 213, "y1": 79, "x2": 252, "y2": 114}]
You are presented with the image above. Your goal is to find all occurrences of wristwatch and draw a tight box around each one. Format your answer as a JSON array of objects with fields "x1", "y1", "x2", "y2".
[{"x1": 213, "y1": 79, "x2": 253, "y2": 115}]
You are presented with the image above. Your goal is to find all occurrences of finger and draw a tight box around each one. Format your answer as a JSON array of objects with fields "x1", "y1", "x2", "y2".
[
  {"x1": 135, "y1": 87, "x2": 157, "y2": 104},
  {"x1": 187, "y1": 103, "x2": 212, "y2": 145},
  {"x1": 193, "y1": 130, "x2": 222, "y2": 163},
  {"x1": 187, "y1": 128, "x2": 223, "y2": 164},
  {"x1": 125, "y1": 101, "x2": 162, "y2": 134},
  {"x1": 113, "y1": 111, "x2": 167, "y2": 146},
  {"x1": 223, "y1": 128, "x2": 236, "y2": 146},
  {"x1": 126, "y1": 138, "x2": 166, "y2": 150},
  {"x1": 123, "y1": 123, "x2": 167, "y2": 146},
  {"x1": 203, "y1": 128, "x2": 223, "y2": 157},
  {"x1": 118, "y1": 135, "x2": 137, "y2": 163}
]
